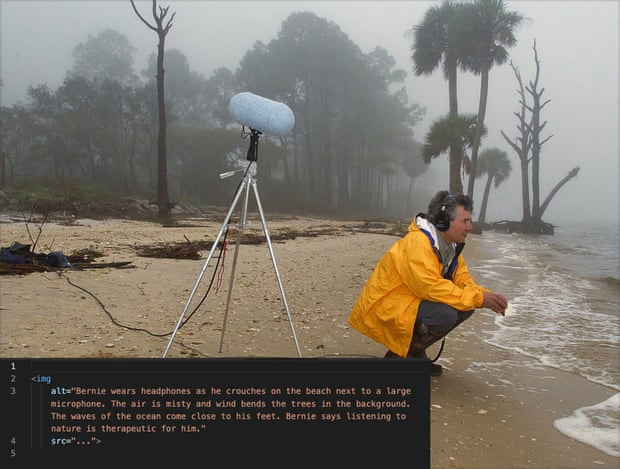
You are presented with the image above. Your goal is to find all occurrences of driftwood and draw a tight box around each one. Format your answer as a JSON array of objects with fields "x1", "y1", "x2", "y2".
[
  {"x1": 0, "y1": 262, "x2": 52, "y2": 275},
  {"x1": 70, "y1": 261, "x2": 134, "y2": 270},
  {"x1": 68, "y1": 248, "x2": 135, "y2": 270},
  {"x1": 66, "y1": 247, "x2": 104, "y2": 263},
  {"x1": 135, "y1": 243, "x2": 201, "y2": 259},
  {"x1": 1, "y1": 221, "x2": 408, "y2": 273},
  {"x1": 133, "y1": 226, "x2": 348, "y2": 259},
  {"x1": 133, "y1": 222, "x2": 412, "y2": 260},
  {"x1": 0, "y1": 260, "x2": 135, "y2": 275},
  {"x1": 0, "y1": 246, "x2": 134, "y2": 275}
]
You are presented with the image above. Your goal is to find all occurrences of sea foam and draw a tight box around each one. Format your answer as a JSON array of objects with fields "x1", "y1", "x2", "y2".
[
  {"x1": 553, "y1": 393, "x2": 620, "y2": 457},
  {"x1": 469, "y1": 228, "x2": 619, "y2": 459}
]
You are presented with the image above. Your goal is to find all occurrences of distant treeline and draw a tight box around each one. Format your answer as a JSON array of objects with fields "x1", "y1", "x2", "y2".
[{"x1": 0, "y1": 12, "x2": 431, "y2": 217}]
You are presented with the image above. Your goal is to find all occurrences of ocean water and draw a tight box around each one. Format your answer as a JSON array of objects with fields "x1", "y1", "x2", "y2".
[{"x1": 469, "y1": 222, "x2": 620, "y2": 458}]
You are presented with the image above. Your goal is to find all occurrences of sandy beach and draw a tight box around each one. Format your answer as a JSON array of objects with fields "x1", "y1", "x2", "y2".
[{"x1": 1, "y1": 210, "x2": 617, "y2": 468}]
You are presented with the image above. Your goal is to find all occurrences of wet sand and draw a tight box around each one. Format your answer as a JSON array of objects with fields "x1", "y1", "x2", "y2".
[{"x1": 1, "y1": 212, "x2": 617, "y2": 468}]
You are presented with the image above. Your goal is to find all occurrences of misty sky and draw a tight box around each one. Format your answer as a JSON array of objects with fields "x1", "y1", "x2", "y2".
[{"x1": 0, "y1": 0, "x2": 618, "y2": 226}]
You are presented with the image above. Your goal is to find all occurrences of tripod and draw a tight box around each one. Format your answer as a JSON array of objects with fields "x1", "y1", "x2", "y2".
[{"x1": 163, "y1": 129, "x2": 302, "y2": 358}]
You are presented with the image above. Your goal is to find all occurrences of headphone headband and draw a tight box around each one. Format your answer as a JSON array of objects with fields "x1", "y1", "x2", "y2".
[{"x1": 435, "y1": 193, "x2": 453, "y2": 232}]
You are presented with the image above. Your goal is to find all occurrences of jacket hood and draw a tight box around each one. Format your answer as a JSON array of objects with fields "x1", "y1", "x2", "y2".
[{"x1": 408, "y1": 214, "x2": 440, "y2": 250}]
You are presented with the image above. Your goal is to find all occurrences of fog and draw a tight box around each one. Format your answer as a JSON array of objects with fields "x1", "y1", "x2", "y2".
[{"x1": 1, "y1": 0, "x2": 618, "y2": 226}]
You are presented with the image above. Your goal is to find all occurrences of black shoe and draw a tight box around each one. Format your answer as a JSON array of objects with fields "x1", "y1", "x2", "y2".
[{"x1": 409, "y1": 349, "x2": 443, "y2": 376}]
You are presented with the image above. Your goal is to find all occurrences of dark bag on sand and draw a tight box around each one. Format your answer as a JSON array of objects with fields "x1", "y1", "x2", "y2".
[
  {"x1": 0, "y1": 242, "x2": 33, "y2": 264},
  {"x1": 0, "y1": 242, "x2": 70, "y2": 268},
  {"x1": 45, "y1": 252, "x2": 70, "y2": 268}
]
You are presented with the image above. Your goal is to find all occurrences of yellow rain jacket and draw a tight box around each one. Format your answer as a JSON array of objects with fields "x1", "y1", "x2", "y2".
[{"x1": 349, "y1": 215, "x2": 489, "y2": 357}]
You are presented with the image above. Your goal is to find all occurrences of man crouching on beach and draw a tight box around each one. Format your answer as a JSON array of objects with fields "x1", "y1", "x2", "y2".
[{"x1": 349, "y1": 190, "x2": 507, "y2": 376}]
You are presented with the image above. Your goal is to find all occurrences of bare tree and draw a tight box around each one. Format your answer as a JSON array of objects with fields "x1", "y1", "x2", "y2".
[
  {"x1": 524, "y1": 41, "x2": 553, "y2": 221},
  {"x1": 500, "y1": 60, "x2": 532, "y2": 222},
  {"x1": 130, "y1": 0, "x2": 175, "y2": 222},
  {"x1": 500, "y1": 41, "x2": 580, "y2": 233}
]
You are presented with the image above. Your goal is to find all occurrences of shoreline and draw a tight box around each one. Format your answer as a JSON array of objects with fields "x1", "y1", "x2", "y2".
[
  {"x1": 1, "y1": 214, "x2": 618, "y2": 467},
  {"x1": 430, "y1": 308, "x2": 618, "y2": 468}
]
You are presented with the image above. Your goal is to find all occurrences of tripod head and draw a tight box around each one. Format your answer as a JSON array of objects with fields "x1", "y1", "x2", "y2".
[{"x1": 219, "y1": 128, "x2": 261, "y2": 180}]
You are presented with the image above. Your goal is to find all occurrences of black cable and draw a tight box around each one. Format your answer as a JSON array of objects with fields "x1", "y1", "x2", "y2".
[
  {"x1": 58, "y1": 227, "x2": 229, "y2": 338},
  {"x1": 58, "y1": 160, "x2": 254, "y2": 339},
  {"x1": 429, "y1": 338, "x2": 446, "y2": 363},
  {"x1": 177, "y1": 227, "x2": 229, "y2": 329},
  {"x1": 60, "y1": 272, "x2": 171, "y2": 338},
  {"x1": 176, "y1": 159, "x2": 254, "y2": 327},
  {"x1": 57, "y1": 271, "x2": 406, "y2": 359}
]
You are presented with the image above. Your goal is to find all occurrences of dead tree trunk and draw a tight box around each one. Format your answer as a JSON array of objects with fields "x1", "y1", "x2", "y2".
[
  {"x1": 501, "y1": 60, "x2": 532, "y2": 223},
  {"x1": 524, "y1": 41, "x2": 553, "y2": 222},
  {"x1": 130, "y1": 0, "x2": 175, "y2": 223},
  {"x1": 496, "y1": 41, "x2": 579, "y2": 235}
]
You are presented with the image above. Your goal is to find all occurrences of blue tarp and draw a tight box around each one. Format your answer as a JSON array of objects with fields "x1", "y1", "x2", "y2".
[{"x1": 0, "y1": 242, "x2": 70, "y2": 268}]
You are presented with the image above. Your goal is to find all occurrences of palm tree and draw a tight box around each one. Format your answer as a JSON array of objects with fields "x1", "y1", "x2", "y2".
[
  {"x1": 408, "y1": 0, "x2": 469, "y2": 193},
  {"x1": 422, "y1": 113, "x2": 486, "y2": 190},
  {"x1": 474, "y1": 147, "x2": 511, "y2": 225},
  {"x1": 461, "y1": 0, "x2": 524, "y2": 199}
]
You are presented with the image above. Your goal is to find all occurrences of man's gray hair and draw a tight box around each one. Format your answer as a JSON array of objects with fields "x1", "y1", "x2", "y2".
[{"x1": 427, "y1": 190, "x2": 474, "y2": 224}]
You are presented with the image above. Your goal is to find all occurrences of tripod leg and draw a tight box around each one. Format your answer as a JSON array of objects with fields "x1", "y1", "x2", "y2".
[
  {"x1": 251, "y1": 181, "x2": 303, "y2": 358},
  {"x1": 162, "y1": 179, "x2": 247, "y2": 358},
  {"x1": 218, "y1": 180, "x2": 252, "y2": 353}
]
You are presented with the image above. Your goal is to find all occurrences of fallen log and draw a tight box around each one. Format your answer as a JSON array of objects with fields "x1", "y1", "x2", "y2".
[{"x1": 70, "y1": 261, "x2": 134, "y2": 270}]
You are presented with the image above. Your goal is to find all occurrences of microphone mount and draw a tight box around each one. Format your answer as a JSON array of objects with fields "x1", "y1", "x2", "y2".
[{"x1": 246, "y1": 128, "x2": 262, "y2": 162}]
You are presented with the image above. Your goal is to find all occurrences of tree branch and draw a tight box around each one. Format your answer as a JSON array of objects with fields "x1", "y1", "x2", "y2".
[
  {"x1": 500, "y1": 130, "x2": 522, "y2": 154},
  {"x1": 540, "y1": 99, "x2": 551, "y2": 110},
  {"x1": 540, "y1": 134, "x2": 553, "y2": 146},
  {"x1": 130, "y1": 0, "x2": 158, "y2": 32}
]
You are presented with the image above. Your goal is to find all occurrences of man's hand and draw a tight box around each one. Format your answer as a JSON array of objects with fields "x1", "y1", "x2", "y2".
[{"x1": 482, "y1": 292, "x2": 508, "y2": 315}]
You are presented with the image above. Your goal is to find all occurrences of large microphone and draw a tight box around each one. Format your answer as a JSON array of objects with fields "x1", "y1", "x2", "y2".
[{"x1": 229, "y1": 92, "x2": 295, "y2": 136}]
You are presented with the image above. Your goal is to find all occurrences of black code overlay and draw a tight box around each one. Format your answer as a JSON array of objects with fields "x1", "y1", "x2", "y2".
[{"x1": 3, "y1": 358, "x2": 429, "y2": 465}]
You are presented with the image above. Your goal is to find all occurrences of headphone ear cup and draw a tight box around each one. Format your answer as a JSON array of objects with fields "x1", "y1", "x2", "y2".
[{"x1": 435, "y1": 209, "x2": 450, "y2": 232}]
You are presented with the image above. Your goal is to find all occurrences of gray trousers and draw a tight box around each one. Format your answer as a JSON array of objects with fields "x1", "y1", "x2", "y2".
[
  {"x1": 414, "y1": 301, "x2": 474, "y2": 337},
  {"x1": 386, "y1": 301, "x2": 475, "y2": 358}
]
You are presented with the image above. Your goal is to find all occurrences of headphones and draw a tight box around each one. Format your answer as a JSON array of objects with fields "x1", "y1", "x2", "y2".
[{"x1": 434, "y1": 194, "x2": 454, "y2": 232}]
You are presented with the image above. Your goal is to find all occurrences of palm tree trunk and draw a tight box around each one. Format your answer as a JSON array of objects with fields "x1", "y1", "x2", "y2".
[
  {"x1": 467, "y1": 63, "x2": 489, "y2": 198},
  {"x1": 477, "y1": 173, "x2": 493, "y2": 225},
  {"x1": 448, "y1": 60, "x2": 458, "y2": 117},
  {"x1": 449, "y1": 146, "x2": 463, "y2": 194},
  {"x1": 447, "y1": 60, "x2": 463, "y2": 194}
]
